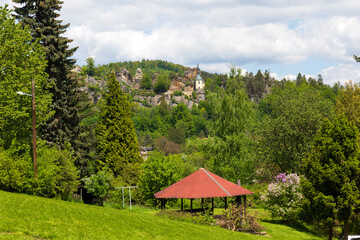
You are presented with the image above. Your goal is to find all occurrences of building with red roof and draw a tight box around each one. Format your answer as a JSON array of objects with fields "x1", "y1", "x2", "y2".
[{"x1": 154, "y1": 168, "x2": 253, "y2": 211}]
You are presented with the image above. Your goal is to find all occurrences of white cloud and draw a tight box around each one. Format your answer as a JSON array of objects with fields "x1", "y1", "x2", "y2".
[
  {"x1": 2, "y1": 0, "x2": 360, "y2": 83},
  {"x1": 320, "y1": 63, "x2": 360, "y2": 85}
]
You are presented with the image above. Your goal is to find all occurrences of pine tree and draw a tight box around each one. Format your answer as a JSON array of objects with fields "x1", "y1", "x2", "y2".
[
  {"x1": 13, "y1": 0, "x2": 85, "y2": 150},
  {"x1": 96, "y1": 73, "x2": 142, "y2": 184},
  {"x1": 301, "y1": 117, "x2": 360, "y2": 240}
]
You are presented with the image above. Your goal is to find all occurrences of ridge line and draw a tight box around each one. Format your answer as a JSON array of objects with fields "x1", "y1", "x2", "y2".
[{"x1": 202, "y1": 169, "x2": 231, "y2": 196}]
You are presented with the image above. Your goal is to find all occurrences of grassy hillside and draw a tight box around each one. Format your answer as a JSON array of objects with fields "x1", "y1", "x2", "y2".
[{"x1": 0, "y1": 190, "x2": 321, "y2": 240}]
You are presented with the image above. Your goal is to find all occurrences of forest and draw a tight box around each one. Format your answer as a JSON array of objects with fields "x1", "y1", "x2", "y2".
[{"x1": 1, "y1": 1, "x2": 360, "y2": 240}]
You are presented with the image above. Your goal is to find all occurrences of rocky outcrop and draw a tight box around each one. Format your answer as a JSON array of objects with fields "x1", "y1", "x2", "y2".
[
  {"x1": 115, "y1": 68, "x2": 132, "y2": 84},
  {"x1": 134, "y1": 68, "x2": 143, "y2": 83}
]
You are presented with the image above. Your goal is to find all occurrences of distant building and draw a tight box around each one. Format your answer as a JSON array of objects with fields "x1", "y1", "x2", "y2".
[{"x1": 194, "y1": 64, "x2": 205, "y2": 90}]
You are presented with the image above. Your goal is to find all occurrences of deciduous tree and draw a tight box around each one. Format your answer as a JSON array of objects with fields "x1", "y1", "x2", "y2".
[{"x1": 0, "y1": 5, "x2": 51, "y2": 150}]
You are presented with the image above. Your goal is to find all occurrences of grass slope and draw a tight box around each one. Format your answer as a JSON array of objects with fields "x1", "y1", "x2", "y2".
[{"x1": 0, "y1": 191, "x2": 321, "y2": 240}]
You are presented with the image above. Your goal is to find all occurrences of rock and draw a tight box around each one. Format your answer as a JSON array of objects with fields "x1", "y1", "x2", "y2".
[
  {"x1": 169, "y1": 79, "x2": 185, "y2": 92},
  {"x1": 134, "y1": 68, "x2": 143, "y2": 83},
  {"x1": 115, "y1": 68, "x2": 132, "y2": 84}
]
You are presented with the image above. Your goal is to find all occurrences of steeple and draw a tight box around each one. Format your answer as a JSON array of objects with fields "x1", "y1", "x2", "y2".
[{"x1": 194, "y1": 64, "x2": 204, "y2": 90}]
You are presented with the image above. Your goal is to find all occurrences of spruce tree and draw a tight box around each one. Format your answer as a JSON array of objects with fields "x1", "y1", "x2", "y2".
[
  {"x1": 96, "y1": 73, "x2": 142, "y2": 185},
  {"x1": 13, "y1": 0, "x2": 85, "y2": 150}
]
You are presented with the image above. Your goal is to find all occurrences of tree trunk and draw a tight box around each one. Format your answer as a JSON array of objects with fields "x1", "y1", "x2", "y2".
[
  {"x1": 343, "y1": 220, "x2": 350, "y2": 240},
  {"x1": 327, "y1": 224, "x2": 333, "y2": 240}
]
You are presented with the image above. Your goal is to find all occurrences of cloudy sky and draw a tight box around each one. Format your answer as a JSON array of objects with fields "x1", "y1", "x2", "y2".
[{"x1": 3, "y1": 0, "x2": 360, "y2": 85}]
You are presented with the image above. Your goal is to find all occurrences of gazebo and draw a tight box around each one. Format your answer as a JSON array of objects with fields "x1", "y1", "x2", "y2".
[{"x1": 154, "y1": 168, "x2": 253, "y2": 212}]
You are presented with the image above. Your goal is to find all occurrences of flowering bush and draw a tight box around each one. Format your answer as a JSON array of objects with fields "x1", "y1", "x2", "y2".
[{"x1": 261, "y1": 173, "x2": 302, "y2": 222}]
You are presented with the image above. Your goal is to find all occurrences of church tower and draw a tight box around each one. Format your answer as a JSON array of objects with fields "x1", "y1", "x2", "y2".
[{"x1": 194, "y1": 64, "x2": 205, "y2": 90}]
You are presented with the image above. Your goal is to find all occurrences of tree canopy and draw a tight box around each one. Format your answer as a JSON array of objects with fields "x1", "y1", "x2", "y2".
[
  {"x1": 0, "y1": 5, "x2": 52, "y2": 150},
  {"x1": 96, "y1": 72, "x2": 142, "y2": 185},
  {"x1": 301, "y1": 116, "x2": 360, "y2": 240}
]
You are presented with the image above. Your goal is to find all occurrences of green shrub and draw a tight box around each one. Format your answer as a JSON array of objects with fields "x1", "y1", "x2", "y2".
[
  {"x1": 84, "y1": 169, "x2": 113, "y2": 204},
  {"x1": 0, "y1": 141, "x2": 79, "y2": 200},
  {"x1": 173, "y1": 91, "x2": 183, "y2": 96}
]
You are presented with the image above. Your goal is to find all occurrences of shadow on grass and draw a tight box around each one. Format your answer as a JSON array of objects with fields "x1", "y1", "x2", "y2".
[{"x1": 261, "y1": 219, "x2": 319, "y2": 236}]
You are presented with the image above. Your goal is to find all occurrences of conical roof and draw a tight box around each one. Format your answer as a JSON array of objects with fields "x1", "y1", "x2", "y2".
[{"x1": 154, "y1": 168, "x2": 253, "y2": 199}]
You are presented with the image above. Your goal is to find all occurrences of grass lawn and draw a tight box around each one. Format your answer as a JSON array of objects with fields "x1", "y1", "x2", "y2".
[{"x1": 0, "y1": 190, "x2": 322, "y2": 239}]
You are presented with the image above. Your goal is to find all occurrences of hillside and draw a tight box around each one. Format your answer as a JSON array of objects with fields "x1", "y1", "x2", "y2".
[{"x1": 0, "y1": 190, "x2": 322, "y2": 240}]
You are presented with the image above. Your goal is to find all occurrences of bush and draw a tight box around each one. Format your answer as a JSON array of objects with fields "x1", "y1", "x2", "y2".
[
  {"x1": 221, "y1": 204, "x2": 264, "y2": 233},
  {"x1": 173, "y1": 91, "x2": 183, "y2": 96},
  {"x1": 261, "y1": 173, "x2": 302, "y2": 223},
  {"x1": 84, "y1": 169, "x2": 113, "y2": 204},
  {"x1": 0, "y1": 141, "x2": 79, "y2": 200},
  {"x1": 34, "y1": 142, "x2": 79, "y2": 200}
]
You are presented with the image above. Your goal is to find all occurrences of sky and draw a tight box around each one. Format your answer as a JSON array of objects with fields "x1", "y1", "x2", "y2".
[{"x1": 3, "y1": 0, "x2": 360, "y2": 85}]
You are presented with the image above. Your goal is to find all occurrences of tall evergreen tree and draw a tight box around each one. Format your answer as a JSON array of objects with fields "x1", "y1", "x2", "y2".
[
  {"x1": 96, "y1": 73, "x2": 142, "y2": 185},
  {"x1": 13, "y1": 0, "x2": 85, "y2": 150}
]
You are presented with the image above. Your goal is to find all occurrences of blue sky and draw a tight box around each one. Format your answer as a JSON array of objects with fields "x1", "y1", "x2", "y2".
[{"x1": 3, "y1": 0, "x2": 360, "y2": 85}]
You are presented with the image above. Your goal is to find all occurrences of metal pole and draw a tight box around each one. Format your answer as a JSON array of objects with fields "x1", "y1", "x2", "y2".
[
  {"x1": 122, "y1": 188, "x2": 124, "y2": 209},
  {"x1": 129, "y1": 187, "x2": 132, "y2": 211},
  {"x1": 31, "y1": 79, "x2": 38, "y2": 179}
]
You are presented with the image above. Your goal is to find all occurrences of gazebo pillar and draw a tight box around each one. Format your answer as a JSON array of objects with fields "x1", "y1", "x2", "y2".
[
  {"x1": 225, "y1": 197, "x2": 228, "y2": 209},
  {"x1": 190, "y1": 199, "x2": 193, "y2": 212},
  {"x1": 211, "y1": 198, "x2": 214, "y2": 213},
  {"x1": 181, "y1": 198, "x2": 183, "y2": 211}
]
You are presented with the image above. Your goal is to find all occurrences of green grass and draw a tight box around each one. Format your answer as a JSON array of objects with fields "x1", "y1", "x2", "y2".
[{"x1": 0, "y1": 190, "x2": 322, "y2": 240}]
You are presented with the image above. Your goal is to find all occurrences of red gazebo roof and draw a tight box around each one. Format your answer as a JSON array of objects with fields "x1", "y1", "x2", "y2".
[{"x1": 154, "y1": 168, "x2": 253, "y2": 199}]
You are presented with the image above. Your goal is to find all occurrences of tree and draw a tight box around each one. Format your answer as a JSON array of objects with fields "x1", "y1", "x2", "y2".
[
  {"x1": 140, "y1": 74, "x2": 152, "y2": 90},
  {"x1": 204, "y1": 67, "x2": 256, "y2": 183},
  {"x1": 153, "y1": 74, "x2": 171, "y2": 93},
  {"x1": 0, "y1": 5, "x2": 52, "y2": 150},
  {"x1": 207, "y1": 67, "x2": 254, "y2": 139},
  {"x1": 138, "y1": 152, "x2": 195, "y2": 207},
  {"x1": 301, "y1": 117, "x2": 360, "y2": 240},
  {"x1": 13, "y1": 0, "x2": 86, "y2": 150},
  {"x1": 354, "y1": 55, "x2": 360, "y2": 62},
  {"x1": 258, "y1": 82, "x2": 334, "y2": 173},
  {"x1": 335, "y1": 81, "x2": 360, "y2": 130},
  {"x1": 81, "y1": 57, "x2": 96, "y2": 77},
  {"x1": 96, "y1": 72, "x2": 142, "y2": 185}
]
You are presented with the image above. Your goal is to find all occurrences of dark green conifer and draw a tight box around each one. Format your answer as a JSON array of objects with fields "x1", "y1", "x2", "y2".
[
  {"x1": 13, "y1": 0, "x2": 85, "y2": 150},
  {"x1": 96, "y1": 73, "x2": 142, "y2": 184}
]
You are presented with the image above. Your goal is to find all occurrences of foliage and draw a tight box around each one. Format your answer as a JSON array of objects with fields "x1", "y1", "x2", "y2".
[
  {"x1": 140, "y1": 74, "x2": 153, "y2": 90},
  {"x1": 84, "y1": 169, "x2": 113, "y2": 202},
  {"x1": 168, "y1": 127, "x2": 186, "y2": 145},
  {"x1": 81, "y1": 57, "x2": 96, "y2": 76},
  {"x1": 335, "y1": 81, "x2": 360, "y2": 129},
  {"x1": 14, "y1": 0, "x2": 88, "y2": 151},
  {"x1": 301, "y1": 116, "x2": 360, "y2": 240},
  {"x1": 207, "y1": 67, "x2": 254, "y2": 139},
  {"x1": 0, "y1": 5, "x2": 52, "y2": 150},
  {"x1": 204, "y1": 134, "x2": 256, "y2": 183},
  {"x1": 257, "y1": 82, "x2": 334, "y2": 174},
  {"x1": 0, "y1": 147, "x2": 32, "y2": 193},
  {"x1": 96, "y1": 72, "x2": 142, "y2": 184},
  {"x1": 33, "y1": 141, "x2": 79, "y2": 200},
  {"x1": 354, "y1": 55, "x2": 360, "y2": 62},
  {"x1": 221, "y1": 204, "x2": 264, "y2": 233},
  {"x1": 261, "y1": 173, "x2": 302, "y2": 223},
  {"x1": 138, "y1": 152, "x2": 195, "y2": 207},
  {"x1": 154, "y1": 74, "x2": 171, "y2": 93},
  {"x1": 0, "y1": 141, "x2": 79, "y2": 200}
]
